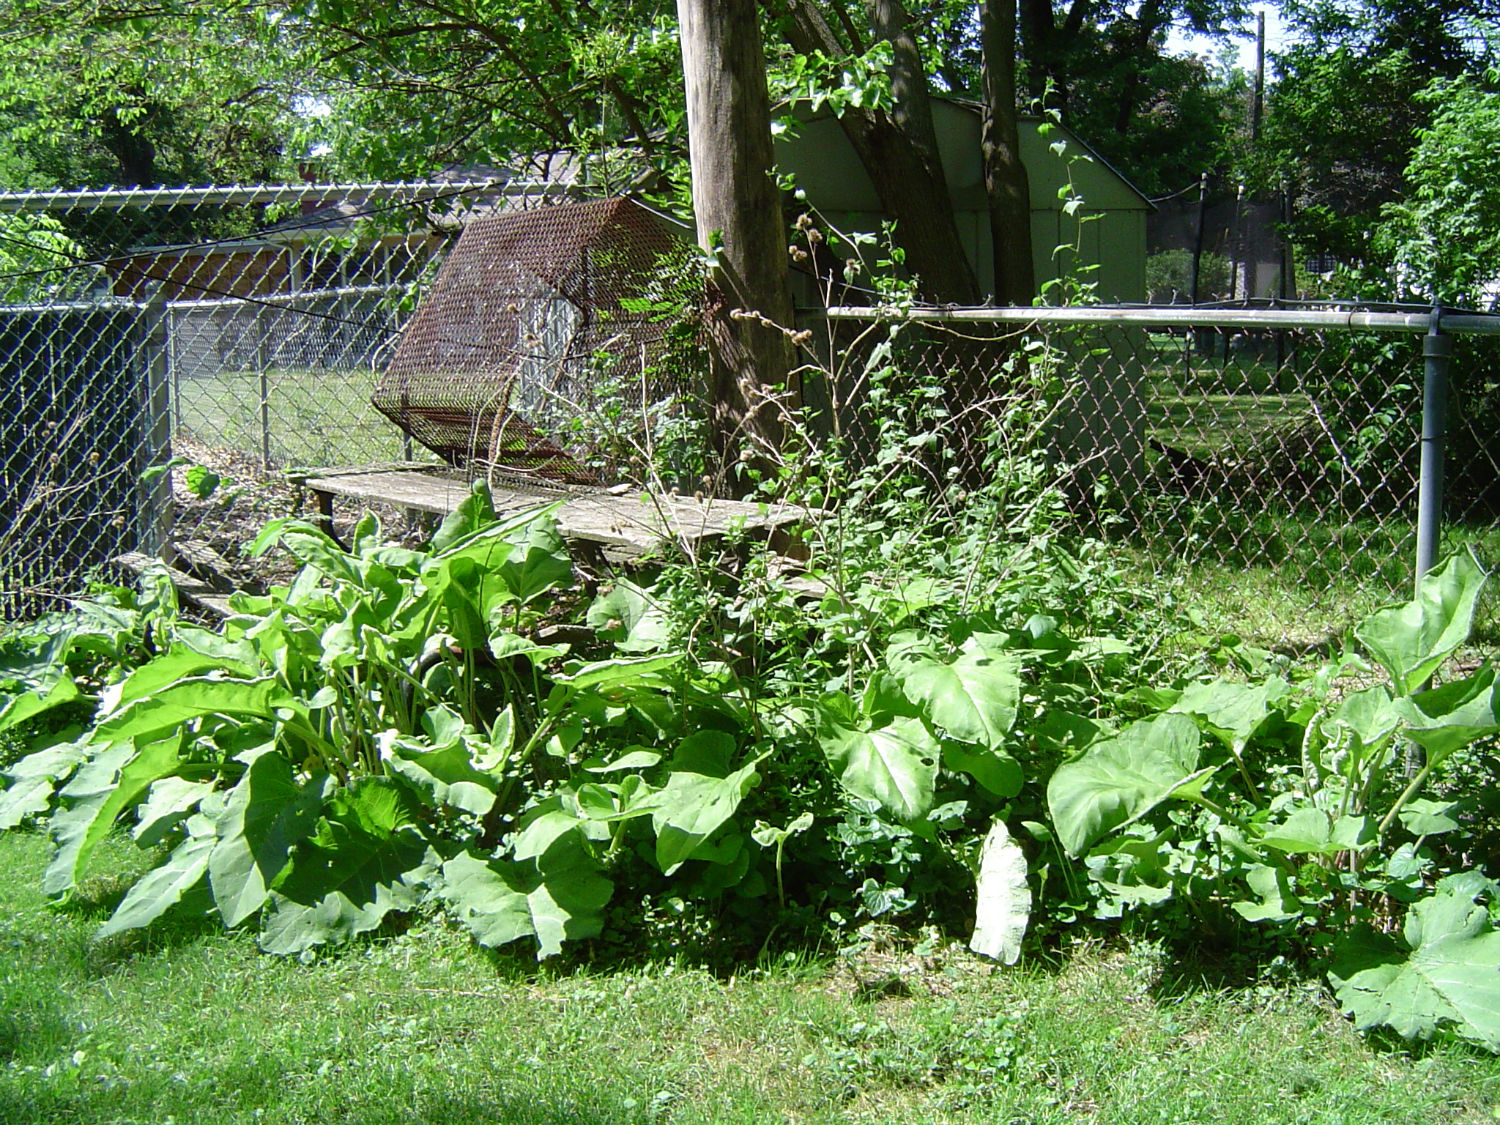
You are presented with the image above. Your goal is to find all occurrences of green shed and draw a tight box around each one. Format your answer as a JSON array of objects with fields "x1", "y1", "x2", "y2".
[{"x1": 775, "y1": 97, "x2": 1152, "y2": 304}]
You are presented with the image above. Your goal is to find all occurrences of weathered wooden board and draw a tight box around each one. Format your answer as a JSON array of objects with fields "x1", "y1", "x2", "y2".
[
  {"x1": 300, "y1": 469, "x2": 819, "y2": 559},
  {"x1": 116, "y1": 552, "x2": 235, "y2": 618}
]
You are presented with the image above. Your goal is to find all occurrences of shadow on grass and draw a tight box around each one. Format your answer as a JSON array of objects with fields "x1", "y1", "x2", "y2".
[{"x1": 0, "y1": 988, "x2": 71, "y2": 1064}]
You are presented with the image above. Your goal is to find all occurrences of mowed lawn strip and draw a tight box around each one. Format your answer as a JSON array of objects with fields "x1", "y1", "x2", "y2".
[{"x1": 2, "y1": 832, "x2": 1498, "y2": 1125}]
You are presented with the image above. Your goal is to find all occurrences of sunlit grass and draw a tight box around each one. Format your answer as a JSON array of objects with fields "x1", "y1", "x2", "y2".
[
  {"x1": 172, "y1": 367, "x2": 422, "y2": 469},
  {"x1": 3, "y1": 831, "x2": 1497, "y2": 1125}
]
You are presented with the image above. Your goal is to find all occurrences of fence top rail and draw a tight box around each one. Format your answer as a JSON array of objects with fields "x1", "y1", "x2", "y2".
[
  {"x1": 163, "y1": 283, "x2": 409, "y2": 312},
  {"x1": 0, "y1": 180, "x2": 582, "y2": 213},
  {"x1": 819, "y1": 304, "x2": 1500, "y2": 335}
]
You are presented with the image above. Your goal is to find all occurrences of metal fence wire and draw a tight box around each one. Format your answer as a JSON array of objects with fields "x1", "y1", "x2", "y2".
[
  {"x1": 816, "y1": 305, "x2": 1500, "y2": 635},
  {"x1": 0, "y1": 180, "x2": 582, "y2": 617},
  {"x1": 0, "y1": 179, "x2": 1496, "y2": 642},
  {"x1": 373, "y1": 195, "x2": 698, "y2": 485}
]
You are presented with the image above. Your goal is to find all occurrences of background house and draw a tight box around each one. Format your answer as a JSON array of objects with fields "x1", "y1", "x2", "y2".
[{"x1": 774, "y1": 99, "x2": 1154, "y2": 304}]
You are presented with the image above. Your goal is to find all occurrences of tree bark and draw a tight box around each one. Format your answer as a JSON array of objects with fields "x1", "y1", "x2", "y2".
[
  {"x1": 782, "y1": 0, "x2": 981, "y2": 304},
  {"x1": 677, "y1": 0, "x2": 797, "y2": 488},
  {"x1": 981, "y1": 0, "x2": 1034, "y2": 306}
]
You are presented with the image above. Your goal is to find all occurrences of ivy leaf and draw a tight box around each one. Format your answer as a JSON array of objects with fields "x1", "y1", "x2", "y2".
[
  {"x1": 1329, "y1": 882, "x2": 1500, "y2": 1049},
  {"x1": 1045, "y1": 713, "x2": 1205, "y2": 857}
]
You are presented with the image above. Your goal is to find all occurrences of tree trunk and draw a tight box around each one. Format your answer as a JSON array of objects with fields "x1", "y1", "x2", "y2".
[
  {"x1": 782, "y1": 0, "x2": 981, "y2": 304},
  {"x1": 981, "y1": 0, "x2": 1034, "y2": 306},
  {"x1": 677, "y1": 0, "x2": 797, "y2": 490}
]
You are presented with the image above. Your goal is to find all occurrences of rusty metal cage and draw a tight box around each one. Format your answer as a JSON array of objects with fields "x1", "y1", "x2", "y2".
[{"x1": 373, "y1": 197, "x2": 700, "y2": 485}]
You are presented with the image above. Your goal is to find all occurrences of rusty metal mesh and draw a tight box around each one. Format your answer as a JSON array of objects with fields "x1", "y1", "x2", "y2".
[{"x1": 374, "y1": 197, "x2": 699, "y2": 486}]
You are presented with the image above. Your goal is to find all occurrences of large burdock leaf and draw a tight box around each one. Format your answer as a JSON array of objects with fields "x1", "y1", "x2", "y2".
[
  {"x1": 0, "y1": 734, "x2": 88, "y2": 830},
  {"x1": 258, "y1": 778, "x2": 432, "y2": 955},
  {"x1": 441, "y1": 837, "x2": 612, "y2": 959},
  {"x1": 651, "y1": 732, "x2": 760, "y2": 875},
  {"x1": 0, "y1": 675, "x2": 81, "y2": 734},
  {"x1": 1354, "y1": 548, "x2": 1487, "y2": 695},
  {"x1": 132, "y1": 776, "x2": 218, "y2": 847},
  {"x1": 1330, "y1": 880, "x2": 1500, "y2": 1049},
  {"x1": 209, "y1": 752, "x2": 331, "y2": 928},
  {"x1": 98, "y1": 818, "x2": 215, "y2": 939},
  {"x1": 943, "y1": 743, "x2": 1023, "y2": 799},
  {"x1": 383, "y1": 734, "x2": 499, "y2": 817},
  {"x1": 819, "y1": 713, "x2": 940, "y2": 823},
  {"x1": 1404, "y1": 667, "x2": 1500, "y2": 766},
  {"x1": 969, "y1": 819, "x2": 1030, "y2": 964},
  {"x1": 1170, "y1": 677, "x2": 1289, "y2": 754},
  {"x1": 44, "y1": 736, "x2": 184, "y2": 898},
  {"x1": 888, "y1": 635, "x2": 1021, "y2": 750},
  {"x1": 497, "y1": 515, "x2": 573, "y2": 605},
  {"x1": 1046, "y1": 713, "x2": 1207, "y2": 857}
]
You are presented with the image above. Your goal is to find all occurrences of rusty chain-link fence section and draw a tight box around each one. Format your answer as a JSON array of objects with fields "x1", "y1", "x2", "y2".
[{"x1": 0, "y1": 180, "x2": 588, "y2": 617}]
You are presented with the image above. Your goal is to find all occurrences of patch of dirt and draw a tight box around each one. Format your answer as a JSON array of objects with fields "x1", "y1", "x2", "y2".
[{"x1": 161, "y1": 438, "x2": 433, "y2": 593}]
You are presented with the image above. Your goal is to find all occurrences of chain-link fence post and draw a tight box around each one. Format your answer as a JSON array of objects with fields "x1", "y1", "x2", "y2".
[
  {"x1": 1415, "y1": 307, "x2": 1453, "y2": 590},
  {"x1": 256, "y1": 306, "x2": 274, "y2": 470},
  {"x1": 138, "y1": 284, "x2": 174, "y2": 556}
]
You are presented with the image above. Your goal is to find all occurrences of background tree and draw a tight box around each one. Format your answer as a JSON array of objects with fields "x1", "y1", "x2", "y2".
[
  {"x1": 284, "y1": 0, "x2": 687, "y2": 184},
  {"x1": 0, "y1": 1, "x2": 295, "y2": 189},
  {"x1": 1257, "y1": 0, "x2": 1497, "y2": 268},
  {"x1": 1375, "y1": 71, "x2": 1500, "y2": 308},
  {"x1": 1018, "y1": 0, "x2": 1250, "y2": 196},
  {"x1": 0, "y1": 0, "x2": 299, "y2": 247}
]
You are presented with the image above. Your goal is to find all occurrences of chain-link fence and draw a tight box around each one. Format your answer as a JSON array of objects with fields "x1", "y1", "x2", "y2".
[
  {"x1": 3, "y1": 178, "x2": 1498, "y2": 646},
  {"x1": 0, "y1": 180, "x2": 580, "y2": 618},
  {"x1": 817, "y1": 304, "x2": 1500, "y2": 640}
]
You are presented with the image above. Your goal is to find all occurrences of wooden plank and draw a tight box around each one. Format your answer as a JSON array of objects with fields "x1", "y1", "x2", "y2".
[
  {"x1": 171, "y1": 539, "x2": 239, "y2": 583},
  {"x1": 300, "y1": 470, "x2": 820, "y2": 558},
  {"x1": 116, "y1": 552, "x2": 235, "y2": 618}
]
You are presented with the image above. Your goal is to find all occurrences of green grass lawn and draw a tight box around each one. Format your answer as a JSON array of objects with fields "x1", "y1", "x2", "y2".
[
  {"x1": 172, "y1": 367, "x2": 417, "y2": 469},
  {"x1": 3, "y1": 831, "x2": 1498, "y2": 1125}
]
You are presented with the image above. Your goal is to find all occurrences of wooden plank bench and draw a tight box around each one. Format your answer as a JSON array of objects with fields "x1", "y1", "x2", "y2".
[
  {"x1": 295, "y1": 468, "x2": 820, "y2": 563},
  {"x1": 116, "y1": 551, "x2": 236, "y2": 619}
]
